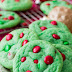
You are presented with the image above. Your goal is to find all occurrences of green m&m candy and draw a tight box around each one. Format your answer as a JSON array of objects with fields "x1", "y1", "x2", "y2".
[
  {"x1": 63, "y1": 41, "x2": 69, "y2": 45},
  {"x1": 4, "y1": 45, "x2": 11, "y2": 52}
]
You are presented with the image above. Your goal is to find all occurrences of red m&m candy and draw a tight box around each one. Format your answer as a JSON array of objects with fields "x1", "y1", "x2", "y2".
[
  {"x1": 22, "y1": 40, "x2": 28, "y2": 46},
  {"x1": 20, "y1": 33, "x2": 24, "y2": 38},
  {"x1": 3, "y1": 18, "x2": 8, "y2": 20},
  {"x1": 6, "y1": 34, "x2": 13, "y2": 41},
  {"x1": 33, "y1": 46, "x2": 41, "y2": 53},
  {"x1": 61, "y1": 53, "x2": 66, "y2": 61},
  {"x1": 40, "y1": 26, "x2": 47, "y2": 31},
  {"x1": 46, "y1": 3, "x2": 50, "y2": 6},
  {"x1": 8, "y1": 16, "x2": 14, "y2": 20},
  {"x1": 22, "y1": 22, "x2": 28, "y2": 26},
  {"x1": 51, "y1": 21, "x2": 57, "y2": 25},
  {"x1": 1, "y1": 0, "x2": 4, "y2": 3},
  {"x1": 0, "y1": 14, "x2": 2, "y2": 16},
  {"x1": 44, "y1": 55, "x2": 53, "y2": 64},
  {"x1": 26, "y1": 70, "x2": 32, "y2": 72},
  {"x1": 34, "y1": 60, "x2": 38, "y2": 64},
  {"x1": 21, "y1": 57, "x2": 26, "y2": 62},
  {"x1": 15, "y1": 0, "x2": 20, "y2": 2},
  {"x1": 52, "y1": 34, "x2": 60, "y2": 39}
]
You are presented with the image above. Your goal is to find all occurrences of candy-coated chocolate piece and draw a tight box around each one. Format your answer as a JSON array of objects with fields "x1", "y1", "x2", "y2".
[
  {"x1": 44, "y1": 55, "x2": 53, "y2": 64},
  {"x1": 33, "y1": 46, "x2": 41, "y2": 53},
  {"x1": 40, "y1": 26, "x2": 47, "y2": 31}
]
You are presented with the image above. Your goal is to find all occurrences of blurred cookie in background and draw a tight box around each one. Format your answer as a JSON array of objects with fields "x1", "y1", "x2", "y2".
[
  {"x1": 0, "y1": 11, "x2": 21, "y2": 29},
  {"x1": 0, "y1": 0, "x2": 32, "y2": 11},
  {"x1": 48, "y1": 6, "x2": 72, "y2": 32},
  {"x1": 40, "y1": 1, "x2": 72, "y2": 15}
]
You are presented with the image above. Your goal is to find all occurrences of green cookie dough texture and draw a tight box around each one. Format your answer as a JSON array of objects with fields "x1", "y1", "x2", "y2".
[
  {"x1": 29, "y1": 20, "x2": 70, "y2": 35},
  {"x1": 0, "y1": 11, "x2": 21, "y2": 29},
  {"x1": 39, "y1": 28, "x2": 72, "y2": 47},
  {"x1": 53, "y1": 44, "x2": 72, "y2": 72},
  {"x1": 40, "y1": 1, "x2": 72, "y2": 15},
  {"x1": 13, "y1": 40, "x2": 63, "y2": 72},
  {"x1": 0, "y1": 0, "x2": 32, "y2": 11},
  {"x1": 0, "y1": 28, "x2": 39, "y2": 69}
]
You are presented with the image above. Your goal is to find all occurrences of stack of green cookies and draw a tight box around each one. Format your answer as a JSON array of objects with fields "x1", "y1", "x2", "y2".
[{"x1": 0, "y1": 19, "x2": 72, "y2": 72}]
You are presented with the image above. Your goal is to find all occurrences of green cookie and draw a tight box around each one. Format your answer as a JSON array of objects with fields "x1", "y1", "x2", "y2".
[
  {"x1": 0, "y1": 28, "x2": 39, "y2": 69},
  {"x1": 0, "y1": 0, "x2": 32, "y2": 11},
  {"x1": 13, "y1": 40, "x2": 63, "y2": 72},
  {"x1": 40, "y1": 1, "x2": 72, "y2": 15},
  {"x1": 29, "y1": 20, "x2": 70, "y2": 35},
  {"x1": 0, "y1": 11, "x2": 21, "y2": 29},
  {"x1": 53, "y1": 44, "x2": 72, "y2": 72},
  {"x1": 39, "y1": 28, "x2": 72, "y2": 47}
]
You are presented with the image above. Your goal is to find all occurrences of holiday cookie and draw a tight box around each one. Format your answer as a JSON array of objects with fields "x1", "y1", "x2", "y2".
[
  {"x1": 0, "y1": 64, "x2": 10, "y2": 72},
  {"x1": 0, "y1": 0, "x2": 32, "y2": 11},
  {"x1": 0, "y1": 28, "x2": 39, "y2": 69},
  {"x1": 39, "y1": 28, "x2": 72, "y2": 47},
  {"x1": 53, "y1": 44, "x2": 72, "y2": 72},
  {"x1": 13, "y1": 40, "x2": 63, "y2": 72},
  {"x1": 0, "y1": 11, "x2": 21, "y2": 29},
  {"x1": 29, "y1": 20, "x2": 70, "y2": 35},
  {"x1": 40, "y1": 1, "x2": 72, "y2": 15},
  {"x1": 48, "y1": 6, "x2": 72, "y2": 32}
]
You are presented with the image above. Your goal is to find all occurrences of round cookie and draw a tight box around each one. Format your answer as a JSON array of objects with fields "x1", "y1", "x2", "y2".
[
  {"x1": 29, "y1": 20, "x2": 70, "y2": 35},
  {"x1": 48, "y1": 6, "x2": 72, "y2": 32},
  {"x1": 0, "y1": 11, "x2": 21, "y2": 29},
  {"x1": 0, "y1": 0, "x2": 32, "y2": 11},
  {"x1": 0, "y1": 64, "x2": 10, "y2": 72},
  {"x1": 53, "y1": 44, "x2": 72, "y2": 72},
  {"x1": 13, "y1": 40, "x2": 63, "y2": 72},
  {"x1": 39, "y1": 28, "x2": 72, "y2": 48},
  {"x1": 0, "y1": 28, "x2": 39, "y2": 69},
  {"x1": 40, "y1": 1, "x2": 72, "y2": 15}
]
